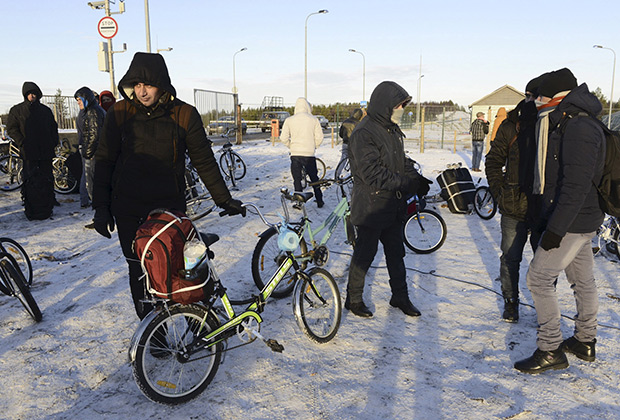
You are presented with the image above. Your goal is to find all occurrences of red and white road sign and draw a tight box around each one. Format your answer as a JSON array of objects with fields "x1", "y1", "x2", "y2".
[{"x1": 98, "y1": 16, "x2": 118, "y2": 39}]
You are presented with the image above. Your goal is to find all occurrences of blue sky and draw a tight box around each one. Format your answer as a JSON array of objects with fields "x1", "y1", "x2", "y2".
[{"x1": 1, "y1": 0, "x2": 619, "y2": 114}]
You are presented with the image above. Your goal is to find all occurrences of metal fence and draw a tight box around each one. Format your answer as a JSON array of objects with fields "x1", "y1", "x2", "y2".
[
  {"x1": 40, "y1": 95, "x2": 80, "y2": 130},
  {"x1": 193, "y1": 89, "x2": 238, "y2": 128}
]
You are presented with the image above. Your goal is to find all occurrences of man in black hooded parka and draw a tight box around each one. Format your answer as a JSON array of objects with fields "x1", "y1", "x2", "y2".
[
  {"x1": 345, "y1": 81, "x2": 429, "y2": 318},
  {"x1": 93, "y1": 53, "x2": 244, "y2": 318}
]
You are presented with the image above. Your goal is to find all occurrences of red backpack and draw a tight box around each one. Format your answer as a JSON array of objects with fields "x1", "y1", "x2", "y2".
[{"x1": 133, "y1": 209, "x2": 212, "y2": 304}]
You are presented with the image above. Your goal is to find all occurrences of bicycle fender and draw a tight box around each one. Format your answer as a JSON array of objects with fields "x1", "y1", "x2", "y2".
[{"x1": 128, "y1": 306, "x2": 164, "y2": 364}]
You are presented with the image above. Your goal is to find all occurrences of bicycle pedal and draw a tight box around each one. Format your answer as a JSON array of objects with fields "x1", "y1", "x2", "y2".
[{"x1": 264, "y1": 338, "x2": 284, "y2": 353}]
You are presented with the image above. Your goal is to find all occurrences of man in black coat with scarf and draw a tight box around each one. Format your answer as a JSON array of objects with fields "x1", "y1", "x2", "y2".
[
  {"x1": 345, "y1": 81, "x2": 429, "y2": 318},
  {"x1": 93, "y1": 52, "x2": 245, "y2": 319}
]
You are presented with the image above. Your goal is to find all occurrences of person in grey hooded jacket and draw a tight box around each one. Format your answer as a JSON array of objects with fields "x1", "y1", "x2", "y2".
[{"x1": 345, "y1": 81, "x2": 428, "y2": 318}]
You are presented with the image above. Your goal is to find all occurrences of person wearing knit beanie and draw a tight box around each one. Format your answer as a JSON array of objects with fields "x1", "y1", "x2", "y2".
[{"x1": 537, "y1": 68, "x2": 577, "y2": 98}]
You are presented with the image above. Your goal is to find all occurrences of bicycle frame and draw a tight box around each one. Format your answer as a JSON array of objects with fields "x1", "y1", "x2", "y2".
[{"x1": 304, "y1": 195, "x2": 350, "y2": 249}]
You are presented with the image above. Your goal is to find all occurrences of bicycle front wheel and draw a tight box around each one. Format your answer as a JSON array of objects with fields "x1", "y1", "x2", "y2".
[
  {"x1": 132, "y1": 304, "x2": 222, "y2": 405},
  {"x1": 0, "y1": 258, "x2": 42, "y2": 322},
  {"x1": 403, "y1": 209, "x2": 447, "y2": 254},
  {"x1": 0, "y1": 238, "x2": 33, "y2": 286},
  {"x1": 53, "y1": 157, "x2": 78, "y2": 194},
  {"x1": 219, "y1": 151, "x2": 246, "y2": 182},
  {"x1": 0, "y1": 154, "x2": 24, "y2": 191},
  {"x1": 315, "y1": 157, "x2": 326, "y2": 181},
  {"x1": 293, "y1": 267, "x2": 341, "y2": 343},
  {"x1": 252, "y1": 227, "x2": 308, "y2": 298},
  {"x1": 474, "y1": 186, "x2": 497, "y2": 220}
]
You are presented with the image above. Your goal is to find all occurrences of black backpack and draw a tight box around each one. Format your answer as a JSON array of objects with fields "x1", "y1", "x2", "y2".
[{"x1": 562, "y1": 112, "x2": 620, "y2": 217}]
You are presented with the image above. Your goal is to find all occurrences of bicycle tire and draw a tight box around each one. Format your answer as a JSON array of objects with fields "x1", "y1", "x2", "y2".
[
  {"x1": 251, "y1": 227, "x2": 308, "y2": 298},
  {"x1": 218, "y1": 152, "x2": 237, "y2": 187},
  {"x1": 334, "y1": 157, "x2": 351, "y2": 183},
  {"x1": 403, "y1": 209, "x2": 447, "y2": 254},
  {"x1": 132, "y1": 304, "x2": 222, "y2": 405},
  {"x1": 53, "y1": 156, "x2": 78, "y2": 194},
  {"x1": 300, "y1": 157, "x2": 326, "y2": 189},
  {"x1": 473, "y1": 186, "x2": 497, "y2": 220},
  {"x1": 0, "y1": 154, "x2": 24, "y2": 191},
  {"x1": 293, "y1": 267, "x2": 341, "y2": 343},
  {"x1": 0, "y1": 238, "x2": 33, "y2": 286},
  {"x1": 0, "y1": 258, "x2": 42, "y2": 322},
  {"x1": 221, "y1": 151, "x2": 246, "y2": 181}
]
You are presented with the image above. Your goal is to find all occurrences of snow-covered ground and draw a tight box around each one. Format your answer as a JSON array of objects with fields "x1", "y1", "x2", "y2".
[{"x1": 1, "y1": 131, "x2": 620, "y2": 420}]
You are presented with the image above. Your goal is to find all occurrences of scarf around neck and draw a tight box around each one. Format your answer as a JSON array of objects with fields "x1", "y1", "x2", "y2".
[{"x1": 532, "y1": 94, "x2": 567, "y2": 194}]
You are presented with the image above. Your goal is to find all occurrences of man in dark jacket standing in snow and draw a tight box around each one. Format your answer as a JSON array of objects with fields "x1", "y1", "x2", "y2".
[
  {"x1": 93, "y1": 52, "x2": 245, "y2": 319},
  {"x1": 514, "y1": 68, "x2": 605, "y2": 374},
  {"x1": 485, "y1": 76, "x2": 543, "y2": 322},
  {"x1": 74, "y1": 86, "x2": 106, "y2": 215},
  {"x1": 345, "y1": 81, "x2": 428, "y2": 318},
  {"x1": 6, "y1": 81, "x2": 59, "y2": 220}
]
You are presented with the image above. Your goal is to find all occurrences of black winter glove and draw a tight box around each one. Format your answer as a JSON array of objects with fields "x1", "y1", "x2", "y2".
[
  {"x1": 540, "y1": 230, "x2": 562, "y2": 251},
  {"x1": 220, "y1": 198, "x2": 246, "y2": 217},
  {"x1": 94, "y1": 207, "x2": 115, "y2": 239},
  {"x1": 417, "y1": 176, "x2": 433, "y2": 198},
  {"x1": 400, "y1": 174, "x2": 419, "y2": 195}
]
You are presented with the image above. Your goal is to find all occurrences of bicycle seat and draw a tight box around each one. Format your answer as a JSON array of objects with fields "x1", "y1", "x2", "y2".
[
  {"x1": 222, "y1": 142, "x2": 233, "y2": 149},
  {"x1": 199, "y1": 232, "x2": 220, "y2": 246},
  {"x1": 292, "y1": 192, "x2": 314, "y2": 203}
]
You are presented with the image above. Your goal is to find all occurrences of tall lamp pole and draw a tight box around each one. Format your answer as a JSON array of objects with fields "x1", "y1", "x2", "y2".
[
  {"x1": 594, "y1": 44, "x2": 616, "y2": 128},
  {"x1": 144, "y1": 0, "x2": 151, "y2": 52},
  {"x1": 304, "y1": 9, "x2": 328, "y2": 98},
  {"x1": 232, "y1": 47, "x2": 247, "y2": 94},
  {"x1": 349, "y1": 49, "x2": 366, "y2": 102},
  {"x1": 416, "y1": 74, "x2": 424, "y2": 127}
]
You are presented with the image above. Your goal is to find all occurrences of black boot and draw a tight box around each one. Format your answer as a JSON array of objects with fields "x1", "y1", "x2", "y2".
[
  {"x1": 514, "y1": 347, "x2": 568, "y2": 374},
  {"x1": 389, "y1": 296, "x2": 421, "y2": 317},
  {"x1": 502, "y1": 298, "x2": 519, "y2": 323},
  {"x1": 561, "y1": 336, "x2": 596, "y2": 362},
  {"x1": 344, "y1": 295, "x2": 373, "y2": 318}
]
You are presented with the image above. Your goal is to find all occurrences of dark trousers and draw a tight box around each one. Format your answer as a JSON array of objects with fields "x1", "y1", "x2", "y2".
[
  {"x1": 499, "y1": 214, "x2": 540, "y2": 300},
  {"x1": 21, "y1": 159, "x2": 54, "y2": 203},
  {"x1": 114, "y1": 213, "x2": 152, "y2": 319},
  {"x1": 347, "y1": 220, "x2": 408, "y2": 303},
  {"x1": 290, "y1": 156, "x2": 323, "y2": 203}
]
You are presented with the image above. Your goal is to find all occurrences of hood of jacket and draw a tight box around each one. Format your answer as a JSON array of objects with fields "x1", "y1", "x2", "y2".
[
  {"x1": 553, "y1": 83, "x2": 602, "y2": 121},
  {"x1": 367, "y1": 81, "x2": 411, "y2": 128},
  {"x1": 21, "y1": 81, "x2": 42, "y2": 101},
  {"x1": 74, "y1": 86, "x2": 97, "y2": 109},
  {"x1": 293, "y1": 97, "x2": 312, "y2": 115},
  {"x1": 118, "y1": 52, "x2": 177, "y2": 102},
  {"x1": 351, "y1": 108, "x2": 364, "y2": 121}
]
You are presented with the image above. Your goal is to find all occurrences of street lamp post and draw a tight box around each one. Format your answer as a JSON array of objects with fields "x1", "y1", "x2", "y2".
[
  {"x1": 594, "y1": 44, "x2": 617, "y2": 128},
  {"x1": 348, "y1": 49, "x2": 366, "y2": 102},
  {"x1": 304, "y1": 9, "x2": 328, "y2": 98},
  {"x1": 232, "y1": 47, "x2": 248, "y2": 94},
  {"x1": 416, "y1": 74, "x2": 424, "y2": 127},
  {"x1": 157, "y1": 47, "x2": 172, "y2": 54}
]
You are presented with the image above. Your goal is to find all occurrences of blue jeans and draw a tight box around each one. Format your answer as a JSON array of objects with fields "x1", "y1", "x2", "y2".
[
  {"x1": 526, "y1": 232, "x2": 598, "y2": 351},
  {"x1": 471, "y1": 140, "x2": 484, "y2": 170},
  {"x1": 79, "y1": 157, "x2": 89, "y2": 206},
  {"x1": 499, "y1": 215, "x2": 530, "y2": 300}
]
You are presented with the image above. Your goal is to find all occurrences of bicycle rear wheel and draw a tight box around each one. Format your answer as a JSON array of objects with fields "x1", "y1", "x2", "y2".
[
  {"x1": 0, "y1": 238, "x2": 33, "y2": 286},
  {"x1": 132, "y1": 304, "x2": 222, "y2": 405},
  {"x1": 252, "y1": 227, "x2": 308, "y2": 298},
  {"x1": 53, "y1": 156, "x2": 78, "y2": 194},
  {"x1": 0, "y1": 154, "x2": 23, "y2": 191},
  {"x1": 0, "y1": 257, "x2": 42, "y2": 322},
  {"x1": 473, "y1": 186, "x2": 497, "y2": 220},
  {"x1": 293, "y1": 267, "x2": 341, "y2": 343},
  {"x1": 403, "y1": 209, "x2": 447, "y2": 254}
]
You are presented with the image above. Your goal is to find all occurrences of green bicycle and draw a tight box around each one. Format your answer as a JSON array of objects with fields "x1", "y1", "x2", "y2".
[
  {"x1": 128, "y1": 203, "x2": 342, "y2": 405},
  {"x1": 252, "y1": 177, "x2": 356, "y2": 298}
]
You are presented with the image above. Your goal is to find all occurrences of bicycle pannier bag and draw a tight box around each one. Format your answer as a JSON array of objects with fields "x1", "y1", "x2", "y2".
[
  {"x1": 133, "y1": 209, "x2": 212, "y2": 304},
  {"x1": 436, "y1": 167, "x2": 476, "y2": 214}
]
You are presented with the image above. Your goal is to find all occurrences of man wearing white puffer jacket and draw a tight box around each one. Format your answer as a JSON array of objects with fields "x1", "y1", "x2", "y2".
[{"x1": 280, "y1": 97, "x2": 325, "y2": 207}]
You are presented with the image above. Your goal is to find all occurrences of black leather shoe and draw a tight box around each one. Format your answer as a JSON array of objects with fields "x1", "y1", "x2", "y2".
[
  {"x1": 389, "y1": 297, "x2": 421, "y2": 317},
  {"x1": 561, "y1": 336, "x2": 596, "y2": 362},
  {"x1": 514, "y1": 348, "x2": 568, "y2": 374},
  {"x1": 344, "y1": 297, "x2": 373, "y2": 318},
  {"x1": 317, "y1": 200, "x2": 324, "y2": 208},
  {"x1": 502, "y1": 298, "x2": 519, "y2": 323}
]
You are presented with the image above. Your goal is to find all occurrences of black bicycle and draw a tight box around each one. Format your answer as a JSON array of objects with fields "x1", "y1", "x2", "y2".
[
  {"x1": 218, "y1": 128, "x2": 247, "y2": 188},
  {"x1": 0, "y1": 239, "x2": 41, "y2": 322}
]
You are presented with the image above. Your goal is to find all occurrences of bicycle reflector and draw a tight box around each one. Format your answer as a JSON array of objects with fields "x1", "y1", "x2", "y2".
[{"x1": 277, "y1": 228, "x2": 300, "y2": 251}]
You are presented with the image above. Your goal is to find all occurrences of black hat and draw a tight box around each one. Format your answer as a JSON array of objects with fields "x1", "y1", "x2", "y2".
[
  {"x1": 538, "y1": 68, "x2": 577, "y2": 98},
  {"x1": 525, "y1": 73, "x2": 548, "y2": 97}
]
